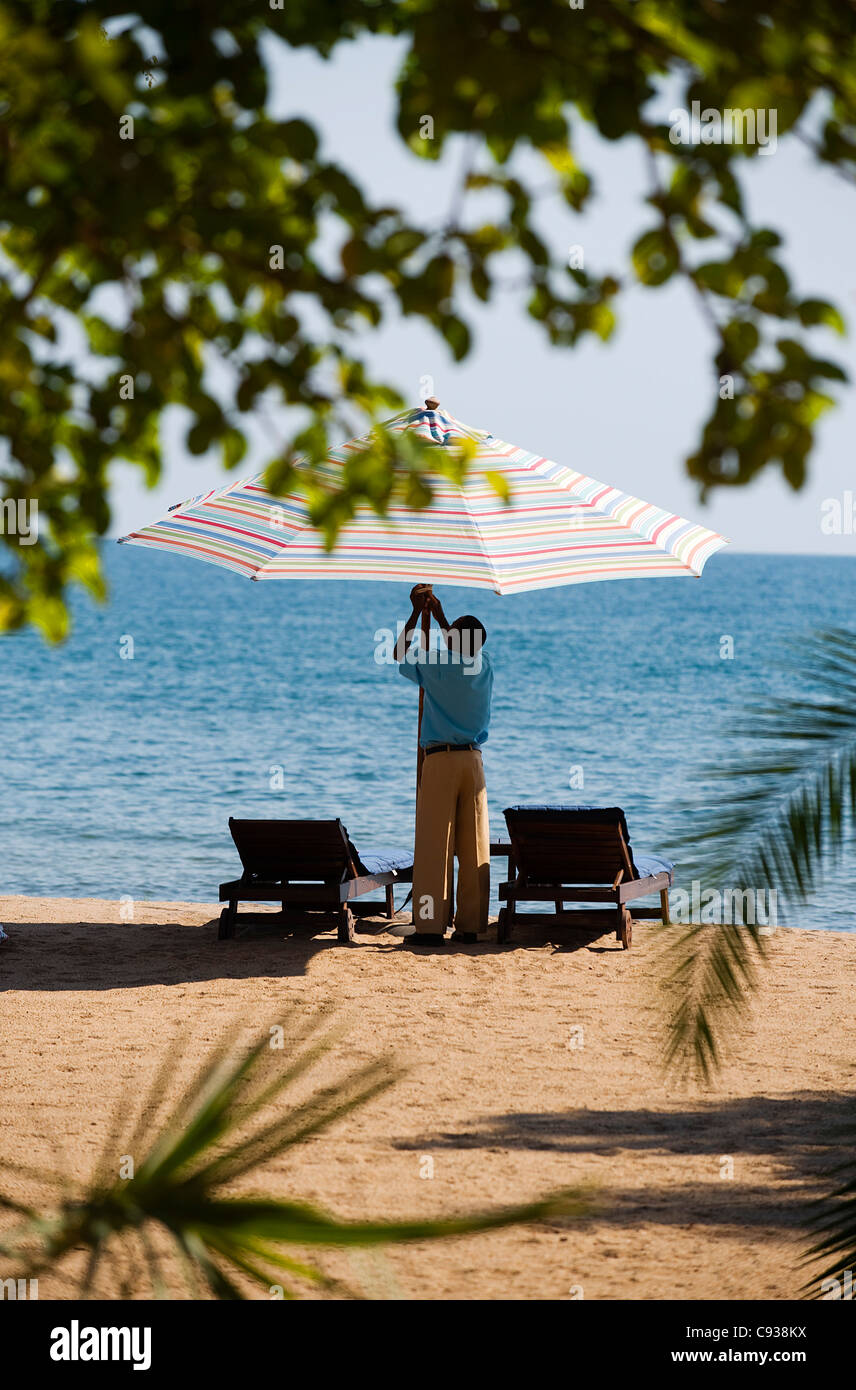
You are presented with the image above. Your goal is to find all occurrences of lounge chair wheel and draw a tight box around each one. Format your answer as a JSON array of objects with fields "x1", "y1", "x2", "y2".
[
  {"x1": 496, "y1": 908, "x2": 510, "y2": 944},
  {"x1": 337, "y1": 906, "x2": 356, "y2": 944},
  {"x1": 619, "y1": 909, "x2": 632, "y2": 950}
]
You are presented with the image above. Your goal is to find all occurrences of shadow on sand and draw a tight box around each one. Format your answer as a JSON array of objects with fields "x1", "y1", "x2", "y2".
[
  {"x1": 1, "y1": 913, "x2": 631, "y2": 991},
  {"x1": 393, "y1": 1090, "x2": 854, "y2": 1233}
]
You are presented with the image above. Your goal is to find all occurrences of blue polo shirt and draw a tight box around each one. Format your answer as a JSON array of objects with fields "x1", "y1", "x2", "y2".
[{"x1": 398, "y1": 648, "x2": 493, "y2": 747}]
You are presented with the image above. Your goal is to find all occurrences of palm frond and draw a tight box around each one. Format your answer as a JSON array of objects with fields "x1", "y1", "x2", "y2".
[
  {"x1": 663, "y1": 627, "x2": 856, "y2": 1081},
  {"x1": 0, "y1": 1012, "x2": 589, "y2": 1299},
  {"x1": 803, "y1": 1151, "x2": 856, "y2": 1298},
  {"x1": 662, "y1": 919, "x2": 768, "y2": 1085}
]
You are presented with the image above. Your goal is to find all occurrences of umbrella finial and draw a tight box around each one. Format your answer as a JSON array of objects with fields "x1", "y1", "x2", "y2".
[{"x1": 424, "y1": 396, "x2": 440, "y2": 410}]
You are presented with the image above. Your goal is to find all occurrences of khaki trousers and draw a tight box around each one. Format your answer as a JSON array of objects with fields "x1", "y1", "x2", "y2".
[{"x1": 412, "y1": 750, "x2": 490, "y2": 936}]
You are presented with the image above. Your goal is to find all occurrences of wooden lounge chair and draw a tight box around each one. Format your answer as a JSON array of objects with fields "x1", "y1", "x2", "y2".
[
  {"x1": 493, "y1": 805, "x2": 674, "y2": 949},
  {"x1": 218, "y1": 818, "x2": 413, "y2": 942}
]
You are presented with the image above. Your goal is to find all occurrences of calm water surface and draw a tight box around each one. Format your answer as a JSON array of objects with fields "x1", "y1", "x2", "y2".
[{"x1": 2, "y1": 547, "x2": 854, "y2": 928}]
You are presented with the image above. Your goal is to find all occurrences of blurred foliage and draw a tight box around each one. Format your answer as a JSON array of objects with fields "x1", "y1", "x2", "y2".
[
  {"x1": 0, "y1": 1012, "x2": 588, "y2": 1298},
  {"x1": 0, "y1": 2, "x2": 853, "y2": 635},
  {"x1": 657, "y1": 626, "x2": 856, "y2": 1294},
  {"x1": 804, "y1": 1140, "x2": 856, "y2": 1299},
  {"x1": 663, "y1": 628, "x2": 856, "y2": 1084}
]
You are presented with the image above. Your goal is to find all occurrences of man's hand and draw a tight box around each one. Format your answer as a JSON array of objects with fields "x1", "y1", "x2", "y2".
[
  {"x1": 410, "y1": 583, "x2": 433, "y2": 612},
  {"x1": 395, "y1": 583, "x2": 433, "y2": 662}
]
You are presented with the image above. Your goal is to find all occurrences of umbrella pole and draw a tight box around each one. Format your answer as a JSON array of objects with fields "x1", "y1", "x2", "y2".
[{"x1": 416, "y1": 585, "x2": 433, "y2": 791}]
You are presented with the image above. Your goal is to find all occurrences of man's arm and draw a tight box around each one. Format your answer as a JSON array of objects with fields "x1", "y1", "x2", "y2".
[
  {"x1": 428, "y1": 593, "x2": 453, "y2": 647},
  {"x1": 393, "y1": 584, "x2": 433, "y2": 663}
]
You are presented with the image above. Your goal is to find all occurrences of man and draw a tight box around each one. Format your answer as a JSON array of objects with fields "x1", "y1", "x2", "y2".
[{"x1": 394, "y1": 584, "x2": 493, "y2": 944}]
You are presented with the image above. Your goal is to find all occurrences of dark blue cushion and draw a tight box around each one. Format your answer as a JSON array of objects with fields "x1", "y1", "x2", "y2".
[
  {"x1": 505, "y1": 804, "x2": 631, "y2": 838},
  {"x1": 634, "y1": 853, "x2": 674, "y2": 883},
  {"x1": 357, "y1": 847, "x2": 413, "y2": 878},
  {"x1": 506, "y1": 804, "x2": 626, "y2": 817}
]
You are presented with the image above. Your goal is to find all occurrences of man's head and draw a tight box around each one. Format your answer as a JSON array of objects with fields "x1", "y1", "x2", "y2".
[{"x1": 449, "y1": 615, "x2": 486, "y2": 661}]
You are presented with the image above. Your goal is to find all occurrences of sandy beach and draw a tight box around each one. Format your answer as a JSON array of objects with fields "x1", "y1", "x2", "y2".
[{"x1": 2, "y1": 894, "x2": 855, "y2": 1301}]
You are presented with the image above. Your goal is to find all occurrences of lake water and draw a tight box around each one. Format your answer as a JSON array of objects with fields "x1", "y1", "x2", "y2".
[{"x1": 2, "y1": 546, "x2": 854, "y2": 929}]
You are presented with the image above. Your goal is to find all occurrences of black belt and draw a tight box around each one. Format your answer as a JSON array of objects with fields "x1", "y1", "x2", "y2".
[{"x1": 424, "y1": 742, "x2": 479, "y2": 756}]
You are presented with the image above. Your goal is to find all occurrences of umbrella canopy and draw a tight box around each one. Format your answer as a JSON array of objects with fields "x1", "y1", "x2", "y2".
[{"x1": 119, "y1": 403, "x2": 727, "y2": 592}]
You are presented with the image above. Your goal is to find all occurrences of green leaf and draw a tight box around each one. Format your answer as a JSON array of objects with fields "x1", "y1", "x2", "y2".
[
  {"x1": 222, "y1": 428, "x2": 247, "y2": 469},
  {"x1": 632, "y1": 228, "x2": 679, "y2": 286},
  {"x1": 796, "y1": 299, "x2": 846, "y2": 334},
  {"x1": 438, "y1": 314, "x2": 471, "y2": 360},
  {"x1": 591, "y1": 83, "x2": 642, "y2": 141},
  {"x1": 485, "y1": 470, "x2": 511, "y2": 503},
  {"x1": 281, "y1": 119, "x2": 319, "y2": 161}
]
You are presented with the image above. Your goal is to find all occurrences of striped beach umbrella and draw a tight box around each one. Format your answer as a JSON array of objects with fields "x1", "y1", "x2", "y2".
[
  {"x1": 120, "y1": 400, "x2": 727, "y2": 592},
  {"x1": 122, "y1": 399, "x2": 727, "y2": 784}
]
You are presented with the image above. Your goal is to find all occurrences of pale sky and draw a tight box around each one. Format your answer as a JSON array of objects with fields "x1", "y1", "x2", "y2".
[{"x1": 110, "y1": 34, "x2": 856, "y2": 556}]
